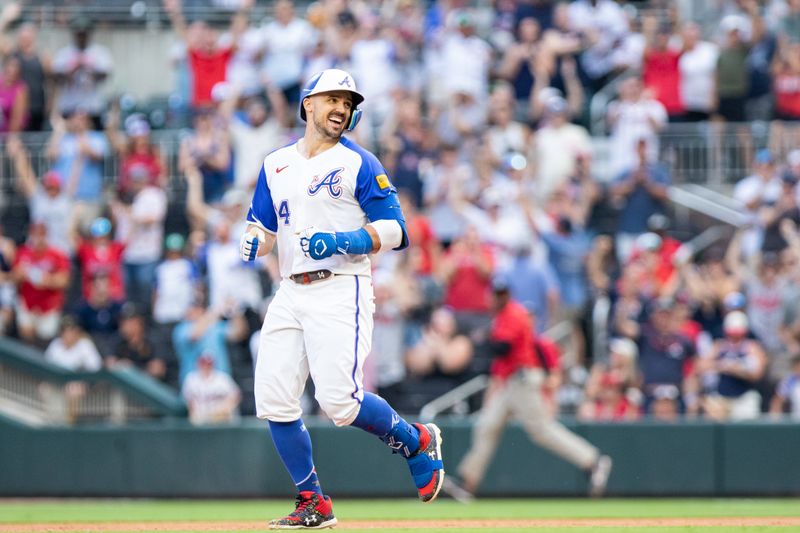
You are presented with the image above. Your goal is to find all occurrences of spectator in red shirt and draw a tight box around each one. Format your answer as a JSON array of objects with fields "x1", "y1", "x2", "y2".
[
  {"x1": 106, "y1": 110, "x2": 165, "y2": 199},
  {"x1": 773, "y1": 43, "x2": 800, "y2": 121},
  {"x1": 771, "y1": 42, "x2": 800, "y2": 153},
  {"x1": 642, "y1": 19, "x2": 684, "y2": 121},
  {"x1": 626, "y1": 214, "x2": 684, "y2": 293},
  {"x1": 399, "y1": 190, "x2": 440, "y2": 278},
  {"x1": 626, "y1": 232, "x2": 679, "y2": 299},
  {"x1": 646, "y1": 213, "x2": 682, "y2": 258},
  {"x1": 439, "y1": 226, "x2": 494, "y2": 327},
  {"x1": 579, "y1": 338, "x2": 642, "y2": 421},
  {"x1": 11, "y1": 222, "x2": 71, "y2": 343},
  {"x1": 445, "y1": 277, "x2": 611, "y2": 500},
  {"x1": 76, "y1": 217, "x2": 125, "y2": 302},
  {"x1": 164, "y1": 0, "x2": 249, "y2": 108}
]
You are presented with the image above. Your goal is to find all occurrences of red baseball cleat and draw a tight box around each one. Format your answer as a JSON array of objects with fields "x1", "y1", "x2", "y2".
[
  {"x1": 268, "y1": 491, "x2": 337, "y2": 530},
  {"x1": 406, "y1": 423, "x2": 445, "y2": 503}
]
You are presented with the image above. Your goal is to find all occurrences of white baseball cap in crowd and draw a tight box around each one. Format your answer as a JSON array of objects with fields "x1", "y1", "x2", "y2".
[
  {"x1": 724, "y1": 310, "x2": 749, "y2": 335},
  {"x1": 635, "y1": 232, "x2": 663, "y2": 252},
  {"x1": 609, "y1": 338, "x2": 639, "y2": 362}
]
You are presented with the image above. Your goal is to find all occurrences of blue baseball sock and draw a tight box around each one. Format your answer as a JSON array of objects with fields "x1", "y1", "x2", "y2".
[
  {"x1": 351, "y1": 392, "x2": 421, "y2": 458},
  {"x1": 268, "y1": 419, "x2": 323, "y2": 495}
]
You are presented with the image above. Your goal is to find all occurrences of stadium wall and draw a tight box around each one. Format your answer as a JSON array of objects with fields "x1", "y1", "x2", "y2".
[{"x1": 1, "y1": 417, "x2": 799, "y2": 497}]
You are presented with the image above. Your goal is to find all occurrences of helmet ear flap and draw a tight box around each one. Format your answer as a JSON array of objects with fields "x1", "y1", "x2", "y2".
[{"x1": 346, "y1": 108, "x2": 362, "y2": 131}]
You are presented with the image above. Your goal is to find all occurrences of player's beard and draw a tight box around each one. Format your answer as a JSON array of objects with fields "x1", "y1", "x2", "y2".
[{"x1": 313, "y1": 110, "x2": 346, "y2": 140}]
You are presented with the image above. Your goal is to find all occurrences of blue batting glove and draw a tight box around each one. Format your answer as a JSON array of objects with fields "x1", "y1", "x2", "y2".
[
  {"x1": 299, "y1": 227, "x2": 373, "y2": 260},
  {"x1": 307, "y1": 232, "x2": 337, "y2": 260}
]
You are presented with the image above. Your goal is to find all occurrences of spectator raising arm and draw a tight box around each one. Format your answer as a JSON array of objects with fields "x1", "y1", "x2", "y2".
[
  {"x1": 45, "y1": 111, "x2": 67, "y2": 162},
  {"x1": 265, "y1": 83, "x2": 289, "y2": 128},
  {"x1": 182, "y1": 158, "x2": 210, "y2": 229},
  {"x1": 104, "y1": 102, "x2": 126, "y2": 156},
  {"x1": 8, "y1": 134, "x2": 81, "y2": 199},
  {"x1": 560, "y1": 56, "x2": 585, "y2": 120},
  {"x1": 163, "y1": 0, "x2": 190, "y2": 43},
  {"x1": 6, "y1": 135, "x2": 36, "y2": 200},
  {"x1": 724, "y1": 229, "x2": 747, "y2": 284},
  {"x1": 0, "y1": 2, "x2": 21, "y2": 54}
]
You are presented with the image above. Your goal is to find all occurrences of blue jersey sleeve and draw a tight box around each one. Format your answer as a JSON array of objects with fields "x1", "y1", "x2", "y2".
[
  {"x1": 348, "y1": 140, "x2": 408, "y2": 249},
  {"x1": 246, "y1": 165, "x2": 278, "y2": 233},
  {"x1": 354, "y1": 145, "x2": 394, "y2": 206}
]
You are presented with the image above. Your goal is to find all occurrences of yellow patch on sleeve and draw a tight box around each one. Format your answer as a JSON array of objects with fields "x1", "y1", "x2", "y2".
[{"x1": 375, "y1": 174, "x2": 391, "y2": 189}]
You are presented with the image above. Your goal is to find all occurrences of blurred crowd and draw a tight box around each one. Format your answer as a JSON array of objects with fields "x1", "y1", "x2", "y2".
[{"x1": 0, "y1": 0, "x2": 799, "y2": 424}]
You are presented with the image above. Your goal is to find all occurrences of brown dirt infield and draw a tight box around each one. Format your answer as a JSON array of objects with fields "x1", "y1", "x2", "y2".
[{"x1": 1, "y1": 517, "x2": 799, "y2": 531}]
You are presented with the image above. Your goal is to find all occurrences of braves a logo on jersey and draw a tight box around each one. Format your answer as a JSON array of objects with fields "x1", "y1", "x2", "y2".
[{"x1": 308, "y1": 168, "x2": 344, "y2": 199}]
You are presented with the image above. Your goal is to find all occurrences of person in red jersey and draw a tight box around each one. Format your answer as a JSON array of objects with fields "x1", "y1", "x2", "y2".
[
  {"x1": 444, "y1": 275, "x2": 612, "y2": 501},
  {"x1": 642, "y1": 19, "x2": 684, "y2": 120},
  {"x1": 164, "y1": 0, "x2": 250, "y2": 107},
  {"x1": 76, "y1": 217, "x2": 125, "y2": 302},
  {"x1": 11, "y1": 222, "x2": 71, "y2": 343}
]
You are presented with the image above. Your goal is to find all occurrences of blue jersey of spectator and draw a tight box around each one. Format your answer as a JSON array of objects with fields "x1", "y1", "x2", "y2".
[
  {"x1": 172, "y1": 313, "x2": 232, "y2": 384},
  {"x1": 715, "y1": 340, "x2": 758, "y2": 398},
  {"x1": 52, "y1": 128, "x2": 109, "y2": 202},
  {"x1": 747, "y1": 31, "x2": 777, "y2": 101},
  {"x1": 541, "y1": 220, "x2": 591, "y2": 312},
  {"x1": 638, "y1": 314, "x2": 695, "y2": 390},
  {"x1": 501, "y1": 253, "x2": 559, "y2": 332},
  {"x1": 76, "y1": 299, "x2": 122, "y2": 334},
  {"x1": 614, "y1": 161, "x2": 671, "y2": 234}
]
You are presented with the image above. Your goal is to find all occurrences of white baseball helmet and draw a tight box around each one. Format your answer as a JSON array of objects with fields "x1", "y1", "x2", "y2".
[{"x1": 299, "y1": 69, "x2": 365, "y2": 131}]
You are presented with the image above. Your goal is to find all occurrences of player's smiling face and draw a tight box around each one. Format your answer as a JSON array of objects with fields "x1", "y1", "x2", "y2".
[{"x1": 308, "y1": 91, "x2": 353, "y2": 139}]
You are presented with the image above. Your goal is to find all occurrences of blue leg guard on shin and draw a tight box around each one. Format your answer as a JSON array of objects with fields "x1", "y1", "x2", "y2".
[{"x1": 351, "y1": 392, "x2": 420, "y2": 458}]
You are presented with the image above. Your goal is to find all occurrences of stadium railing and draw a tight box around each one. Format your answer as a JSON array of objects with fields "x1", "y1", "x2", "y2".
[
  {"x1": 0, "y1": 336, "x2": 185, "y2": 426},
  {"x1": 20, "y1": 1, "x2": 284, "y2": 28},
  {"x1": 4, "y1": 120, "x2": 782, "y2": 201},
  {"x1": 418, "y1": 320, "x2": 573, "y2": 421}
]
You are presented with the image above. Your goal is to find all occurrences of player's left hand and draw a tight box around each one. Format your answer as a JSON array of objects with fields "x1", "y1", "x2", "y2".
[
  {"x1": 240, "y1": 232, "x2": 260, "y2": 262},
  {"x1": 299, "y1": 228, "x2": 337, "y2": 260}
]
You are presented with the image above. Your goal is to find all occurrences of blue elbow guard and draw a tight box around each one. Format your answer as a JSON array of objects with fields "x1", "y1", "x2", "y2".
[
  {"x1": 362, "y1": 194, "x2": 409, "y2": 250},
  {"x1": 335, "y1": 228, "x2": 374, "y2": 255}
]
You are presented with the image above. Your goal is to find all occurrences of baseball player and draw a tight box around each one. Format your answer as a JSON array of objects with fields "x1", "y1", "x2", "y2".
[
  {"x1": 444, "y1": 276, "x2": 612, "y2": 502},
  {"x1": 240, "y1": 69, "x2": 444, "y2": 529}
]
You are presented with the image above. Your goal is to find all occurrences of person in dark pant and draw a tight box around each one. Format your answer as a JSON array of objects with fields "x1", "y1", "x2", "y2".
[{"x1": 11, "y1": 23, "x2": 50, "y2": 131}]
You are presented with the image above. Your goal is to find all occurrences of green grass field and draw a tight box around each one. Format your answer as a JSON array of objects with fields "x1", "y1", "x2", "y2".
[{"x1": 1, "y1": 498, "x2": 799, "y2": 532}]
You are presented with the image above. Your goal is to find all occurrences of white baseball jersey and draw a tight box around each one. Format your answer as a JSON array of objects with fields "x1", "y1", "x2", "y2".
[
  {"x1": 248, "y1": 136, "x2": 404, "y2": 425},
  {"x1": 246, "y1": 137, "x2": 397, "y2": 278},
  {"x1": 182, "y1": 369, "x2": 241, "y2": 424}
]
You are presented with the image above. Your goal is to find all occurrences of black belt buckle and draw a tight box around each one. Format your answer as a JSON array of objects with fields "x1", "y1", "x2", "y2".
[{"x1": 292, "y1": 269, "x2": 332, "y2": 284}]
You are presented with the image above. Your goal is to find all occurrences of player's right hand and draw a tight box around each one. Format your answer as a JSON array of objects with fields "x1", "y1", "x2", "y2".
[
  {"x1": 240, "y1": 233, "x2": 260, "y2": 261},
  {"x1": 299, "y1": 227, "x2": 338, "y2": 260}
]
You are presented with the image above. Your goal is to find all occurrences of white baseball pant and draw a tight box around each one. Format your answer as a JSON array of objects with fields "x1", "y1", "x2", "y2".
[{"x1": 254, "y1": 275, "x2": 375, "y2": 426}]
